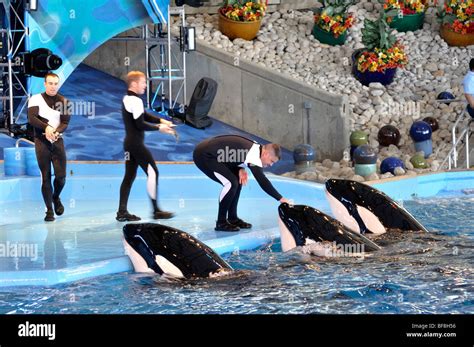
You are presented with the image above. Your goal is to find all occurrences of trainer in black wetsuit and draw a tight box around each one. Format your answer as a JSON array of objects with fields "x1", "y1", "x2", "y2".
[
  {"x1": 116, "y1": 71, "x2": 177, "y2": 222},
  {"x1": 193, "y1": 135, "x2": 290, "y2": 232},
  {"x1": 28, "y1": 73, "x2": 70, "y2": 222}
]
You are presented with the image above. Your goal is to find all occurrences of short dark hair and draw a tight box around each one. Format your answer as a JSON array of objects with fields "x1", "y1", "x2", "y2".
[
  {"x1": 470, "y1": 58, "x2": 474, "y2": 71},
  {"x1": 264, "y1": 143, "x2": 281, "y2": 160},
  {"x1": 44, "y1": 72, "x2": 59, "y2": 81}
]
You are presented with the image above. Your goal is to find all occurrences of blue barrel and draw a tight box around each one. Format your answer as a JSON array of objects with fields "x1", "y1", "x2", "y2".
[
  {"x1": 355, "y1": 163, "x2": 377, "y2": 177},
  {"x1": 414, "y1": 139, "x2": 433, "y2": 158},
  {"x1": 25, "y1": 147, "x2": 40, "y2": 176},
  {"x1": 4, "y1": 147, "x2": 26, "y2": 176}
]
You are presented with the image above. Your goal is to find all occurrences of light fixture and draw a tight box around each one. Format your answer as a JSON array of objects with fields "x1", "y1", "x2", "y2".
[
  {"x1": 28, "y1": 0, "x2": 38, "y2": 11},
  {"x1": 180, "y1": 26, "x2": 196, "y2": 52},
  {"x1": 23, "y1": 48, "x2": 62, "y2": 77},
  {"x1": 186, "y1": 27, "x2": 196, "y2": 51}
]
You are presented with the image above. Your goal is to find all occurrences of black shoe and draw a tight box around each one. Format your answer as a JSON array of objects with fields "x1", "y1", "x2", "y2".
[
  {"x1": 44, "y1": 210, "x2": 55, "y2": 222},
  {"x1": 228, "y1": 218, "x2": 252, "y2": 229},
  {"x1": 53, "y1": 197, "x2": 64, "y2": 216},
  {"x1": 215, "y1": 220, "x2": 240, "y2": 232},
  {"x1": 153, "y1": 210, "x2": 175, "y2": 219},
  {"x1": 116, "y1": 211, "x2": 141, "y2": 222}
]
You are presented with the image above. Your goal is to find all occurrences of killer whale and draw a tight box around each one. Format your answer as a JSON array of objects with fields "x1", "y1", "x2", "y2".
[
  {"x1": 277, "y1": 203, "x2": 381, "y2": 253},
  {"x1": 325, "y1": 179, "x2": 429, "y2": 235},
  {"x1": 123, "y1": 223, "x2": 233, "y2": 279}
]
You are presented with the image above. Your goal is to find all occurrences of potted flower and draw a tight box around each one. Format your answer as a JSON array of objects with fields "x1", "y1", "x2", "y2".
[
  {"x1": 436, "y1": 0, "x2": 474, "y2": 46},
  {"x1": 312, "y1": 0, "x2": 356, "y2": 46},
  {"x1": 218, "y1": 0, "x2": 268, "y2": 41},
  {"x1": 383, "y1": 0, "x2": 429, "y2": 32},
  {"x1": 352, "y1": 11, "x2": 408, "y2": 86}
]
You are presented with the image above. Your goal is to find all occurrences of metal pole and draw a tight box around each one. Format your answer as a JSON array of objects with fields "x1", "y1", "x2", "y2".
[
  {"x1": 145, "y1": 25, "x2": 151, "y2": 109},
  {"x1": 167, "y1": 5, "x2": 172, "y2": 113},
  {"x1": 466, "y1": 126, "x2": 470, "y2": 169},
  {"x1": 182, "y1": 7, "x2": 186, "y2": 111},
  {"x1": 6, "y1": 2, "x2": 14, "y2": 129}
]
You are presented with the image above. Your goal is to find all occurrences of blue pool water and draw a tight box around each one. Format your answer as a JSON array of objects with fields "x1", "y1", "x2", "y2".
[{"x1": 0, "y1": 166, "x2": 473, "y2": 314}]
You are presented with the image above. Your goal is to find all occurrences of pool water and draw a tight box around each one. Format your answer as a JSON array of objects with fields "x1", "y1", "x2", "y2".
[{"x1": 1, "y1": 196, "x2": 472, "y2": 314}]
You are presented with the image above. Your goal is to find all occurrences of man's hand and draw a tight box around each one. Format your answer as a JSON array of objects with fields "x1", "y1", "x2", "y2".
[
  {"x1": 45, "y1": 125, "x2": 58, "y2": 142},
  {"x1": 279, "y1": 198, "x2": 292, "y2": 205},
  {"x1": 158, "y1": 124, "x2": 177, "y2": 136},
  {"x1": 160, "y1": 118, "x2": 173, "y2": 127},
  {"x1": 239, "y1": 169, "x2": 248, "y2": 185}
]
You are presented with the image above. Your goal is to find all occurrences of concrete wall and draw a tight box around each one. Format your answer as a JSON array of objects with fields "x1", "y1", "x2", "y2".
[
  {"x1": 84, "y1": 29, "x2": 146, "y2": 82},
  {"x1": 184, "y1": 41, "x2": 349, "y2": 160}
]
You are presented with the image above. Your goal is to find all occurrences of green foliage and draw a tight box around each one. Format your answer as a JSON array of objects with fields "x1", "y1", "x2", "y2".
[
  {"x1": 362, "y1": 10, "x2": 398, "y2": 51},
  {"x1": 314, "y1": 0, "x2": 356, "y2": 16}
]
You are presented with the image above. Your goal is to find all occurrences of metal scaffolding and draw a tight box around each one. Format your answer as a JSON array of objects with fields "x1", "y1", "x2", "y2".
[
  {"x1": 1, "y1": 0, "x2": 29, "y2": 136},
  {"x1": 146, "y1": 5, "x2": 187, "y2": 117},
  {"x1": 109, "y1": 5, "x2": 189, "y2": 119}
]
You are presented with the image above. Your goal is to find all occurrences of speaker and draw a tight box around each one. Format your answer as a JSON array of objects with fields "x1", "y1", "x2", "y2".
[
  {"x1": 175, "y1": 0, "x2": 203, "y2": 7},
  {"x1": 185, "y1": 78, "x2": 217, "y2": 129}
]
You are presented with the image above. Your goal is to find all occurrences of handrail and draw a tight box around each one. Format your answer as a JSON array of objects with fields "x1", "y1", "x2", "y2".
[
  {"x1": 439, "y1": 106, "x2": 472, "y2": 170},
  {"x1": 15, "y1": 138, "x2": 34, "y2": 147}
]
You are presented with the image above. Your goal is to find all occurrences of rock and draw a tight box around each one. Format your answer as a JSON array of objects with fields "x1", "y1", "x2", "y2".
[
  {"x1": 394, "y1": 167, "x2": 405, "y2": 176},
  {"x1": 425, "y1": 62, "x2": 438, "y2": 72},
  {"x1": 366, "y1": 173, "x2": 379, "y2": 181},
  {"x1": 350, "y1": 174, "x2": 365, "y2": 182},
  {"x1": 369, "y1": 82, "x2": 385, "y2": 90},
  {"x1": 364, "y1": 2, "x2": 374, "y2": 11},
  {"x1": 370, "y1": 89, "x2": 384, "y2": 97},
  {"x1": 322, "y1": 159, "x2": 333, "y2": 169}
]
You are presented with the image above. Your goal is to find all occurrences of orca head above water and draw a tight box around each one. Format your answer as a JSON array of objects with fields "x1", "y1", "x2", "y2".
[
  {"x1": 325, "y1": 179, "x2": 429, "y2": 235},
  {"x1": 123, "y1": 223, "x2": 233, "y2": 279},
  {"x1": 277, "y1": 203, "x2": 381, "y2": 253}
]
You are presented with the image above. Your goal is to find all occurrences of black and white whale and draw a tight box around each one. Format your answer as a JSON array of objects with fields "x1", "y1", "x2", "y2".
[
  {"x1": 325, "y1": 179, "x2": 429, "y2": 235},
  {"x1": 123, "y1": 223, "x2": 233, "y2": 279},
  {"x1": 277, "y1": 203, "x2": 381, "y2": 254}
]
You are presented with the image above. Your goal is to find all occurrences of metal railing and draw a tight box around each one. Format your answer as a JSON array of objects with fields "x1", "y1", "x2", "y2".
[
  {"x1": 439, "y1": 102, "x2": 473, "y2": 170},
  {"x1": 15, "y1": 137, "x2": 34, "y2": 147}
]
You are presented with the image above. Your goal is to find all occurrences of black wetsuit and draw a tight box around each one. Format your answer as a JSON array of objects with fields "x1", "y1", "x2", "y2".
[
  {"x1": 118, "y1": 90, "x2": 164, "y2": 213},
  {"x1": 28, "y1": 93, "x2": 70, "y2": 213},
  {"x1": 193, "y1": 135, "x2": 283, "y2": 223}
]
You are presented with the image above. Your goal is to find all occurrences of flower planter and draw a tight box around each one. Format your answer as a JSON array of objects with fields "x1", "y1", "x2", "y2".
[
  {"x1": 351, "y1": 49, "x2": 397, "y2": 86},
  {"x1": 312, "y1": 24, "x2": 347, "y2": 46},
  {"x1": 440, "y1": 25, "x2": 474, "y2": 47},
  {"x1": 388, "y1": 12, "x2": 425, "y2": 32},
  {"x1": 218, "y1": 12, "x2": 262, "y2": 41}
]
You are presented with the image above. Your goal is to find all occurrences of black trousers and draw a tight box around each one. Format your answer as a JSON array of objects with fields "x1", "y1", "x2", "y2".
[
  {"x1": 193, "y1": 149, "x2": 242, "y2": 223},
  {"x1": 34, "y1": 136, "x2": 66, "y2": 212},
  {"x1": 119, "y1": 142, "x2": 159, "y2": 213}
]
